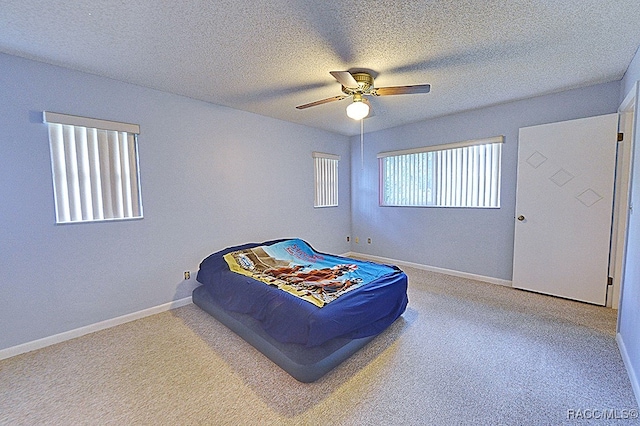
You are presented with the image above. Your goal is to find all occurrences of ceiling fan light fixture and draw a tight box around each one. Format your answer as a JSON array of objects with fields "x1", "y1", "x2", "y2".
[{"x1": 346, "y1": 97, "x2": 370, "y2": 120}]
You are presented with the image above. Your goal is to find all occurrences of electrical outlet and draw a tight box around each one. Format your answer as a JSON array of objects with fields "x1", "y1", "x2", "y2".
[
  {"x1": 355, "y1": 237, "x2": 359, "y2": 244},
  {"x1": 367, "y1": 238, "x2": 371, "y2": 244},
  {"x1": 346, "y1": 236, "x2": 350, "y2": 242},
  {"x1": 184, "y1": 271, "x2": 191, "y2": 280}
]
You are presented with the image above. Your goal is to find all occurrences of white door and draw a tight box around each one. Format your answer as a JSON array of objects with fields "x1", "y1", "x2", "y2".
[{"x1": 512, "y1": 114, "x2": 618, "y2": 305}]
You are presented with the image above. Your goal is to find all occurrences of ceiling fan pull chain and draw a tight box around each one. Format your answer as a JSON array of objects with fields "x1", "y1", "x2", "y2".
[{"x1": 361, "y1": 118, "x2": 364, "y2": 170}]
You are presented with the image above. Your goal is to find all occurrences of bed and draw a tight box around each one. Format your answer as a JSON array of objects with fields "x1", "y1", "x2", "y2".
[{"x1": 193, "y1": 238, "x2": 408, "y2": 382}]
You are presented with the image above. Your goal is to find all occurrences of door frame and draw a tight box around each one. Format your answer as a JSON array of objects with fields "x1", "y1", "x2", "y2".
[{"x1": 610, "y1": 83, "x2": 637, "y2": 309}]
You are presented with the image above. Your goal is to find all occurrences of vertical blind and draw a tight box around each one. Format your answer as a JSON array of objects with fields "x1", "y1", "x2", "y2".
[
  {"x1": 313, "y1": 152, "x2": 340, "y2": 207},
  {"x1": 44, "y1": 112, "x2": 143, "y2": 223},
  {"x1": 378, "y1": 136, "x2": 503, "y2": 208}
]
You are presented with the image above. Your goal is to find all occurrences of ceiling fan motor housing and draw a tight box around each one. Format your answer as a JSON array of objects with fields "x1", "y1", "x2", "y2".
[{"x1": 342, "y1": 72, "x2": 374, "y2": 95}]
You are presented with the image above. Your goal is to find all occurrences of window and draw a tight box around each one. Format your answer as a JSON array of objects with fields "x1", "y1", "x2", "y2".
[
  {"x1": 313, "y1": 152, "x2": 339, "y2": 207},
  {"x1": 43, "y1": 111, "x2": 143, "y2": 223},
  {"x1": 378, "y1": 136, "x2": 503, "y2": 208}
]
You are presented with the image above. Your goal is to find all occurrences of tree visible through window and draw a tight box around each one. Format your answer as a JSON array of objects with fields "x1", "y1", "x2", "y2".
[{"x1": 378, "y1": 136, "x2": 503, "y2": 208}]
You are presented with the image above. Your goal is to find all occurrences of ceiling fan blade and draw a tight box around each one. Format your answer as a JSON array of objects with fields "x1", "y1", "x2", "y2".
[
  {"x1": 330, "y1": 71, "x2": 359, "y2": 89},
  {"x1": 296, "y1": 95, "x2": 347, "y2": 109},
  {"x1": 373, "y1": 84, "x2": 431, "y2": 96}
]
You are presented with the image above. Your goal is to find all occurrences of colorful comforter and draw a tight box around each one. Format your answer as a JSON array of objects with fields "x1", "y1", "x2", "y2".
[{"x1": 223, "y1": 239, "x2": 397, "y2": 307}]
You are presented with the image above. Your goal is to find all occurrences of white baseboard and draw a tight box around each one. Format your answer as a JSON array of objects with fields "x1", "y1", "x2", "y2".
[
  {"x1": 0, "y1": 296, "x2": 192, "y2": 361},
  {"x1": 345, "y1": 251, "x2": 512, "y2": 287},
  {"x1": 617, "y1": 333, "x2": 640, "y2": 409}
]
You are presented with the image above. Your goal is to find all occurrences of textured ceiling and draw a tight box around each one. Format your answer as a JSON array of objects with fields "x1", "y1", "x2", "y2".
[{"x1": 2, "y1": 1, "x2": 640, "y2": 136}]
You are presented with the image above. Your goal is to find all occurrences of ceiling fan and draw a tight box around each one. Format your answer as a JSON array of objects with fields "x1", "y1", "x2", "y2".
[{"x1": 296, "y1": 71, "x2": 431, "y2": 120}]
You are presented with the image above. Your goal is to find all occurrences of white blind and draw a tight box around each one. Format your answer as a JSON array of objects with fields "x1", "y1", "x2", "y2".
[
  {"x1": 313, "y1": 152, "x2": 339, "y2": 207},
  {"x1": 379, "y1": 136, "x2": 502, "y2": 208},
  {"x1": 44, "y1": 112, "x2": 143, "y2": 223}
]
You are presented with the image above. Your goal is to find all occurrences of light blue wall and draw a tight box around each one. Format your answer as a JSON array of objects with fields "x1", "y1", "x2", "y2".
[
  {"x1": 619, "y1": 47, "x2": 640, "y2": 404},
  {"x1": 350, "y1": 82, "x2": 621, "y2": 280},
  {"x1": 0, "y1": 53, "x2": 351, "y2": 351}
]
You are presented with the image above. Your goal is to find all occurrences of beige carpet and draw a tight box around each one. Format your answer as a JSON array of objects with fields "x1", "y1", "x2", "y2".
[{"x1": 1, "y1": 267, "x2": 638, "y2": 425}]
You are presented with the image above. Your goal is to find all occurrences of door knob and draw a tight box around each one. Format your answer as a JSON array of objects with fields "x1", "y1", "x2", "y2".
[{"x1": 517, "y1": 215, "x2": 525, "y2": 221}]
